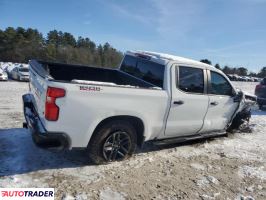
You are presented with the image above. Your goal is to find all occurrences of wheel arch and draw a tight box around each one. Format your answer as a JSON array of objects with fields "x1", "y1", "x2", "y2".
[{"x1": 90, "y1": 115, "x2": 145, "y2": 147}]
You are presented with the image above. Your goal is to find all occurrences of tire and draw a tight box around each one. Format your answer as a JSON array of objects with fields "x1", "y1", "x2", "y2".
[{"x1": 87, "y1": 120, "x2": 137, "y2": 164}]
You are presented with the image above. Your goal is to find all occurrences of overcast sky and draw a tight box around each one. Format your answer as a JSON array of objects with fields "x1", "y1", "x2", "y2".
[{"x1": 1, "y1": 0, "x2": 266, "y2": 72}]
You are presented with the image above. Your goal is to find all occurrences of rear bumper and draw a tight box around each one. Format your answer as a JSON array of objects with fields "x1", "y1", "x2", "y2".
[{"x1": 22, "y1": 94, "x2": 71, "y2": 150}]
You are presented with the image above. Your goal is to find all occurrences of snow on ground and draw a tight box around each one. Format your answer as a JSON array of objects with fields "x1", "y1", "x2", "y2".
[
  {"x1": 233, "y1": 81, "x2": 258, "y2": 95},
  {"x1": 0, "y1": 81, "x2": 28, "y2": 128},
  {"x1": 0, "y1": 81, "x2": 265, "y2": 200}
]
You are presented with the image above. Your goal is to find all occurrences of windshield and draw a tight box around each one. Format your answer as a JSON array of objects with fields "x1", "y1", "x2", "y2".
[{"x1": 19, "y1": 68, "x2": 29, "y2": 72}]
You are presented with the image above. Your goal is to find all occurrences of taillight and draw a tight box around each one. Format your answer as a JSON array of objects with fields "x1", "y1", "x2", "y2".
[{"x1": 45, "y1": 87, "x2": 65, "y2": 121}]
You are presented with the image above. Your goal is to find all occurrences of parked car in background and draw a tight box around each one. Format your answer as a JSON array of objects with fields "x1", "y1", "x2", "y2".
[
  {"x1": 227, "y1": 74, "x2": 241, "y2": 81},
  {"x1": 246, "y1": 76, "x2": 253, "y2": 82},
  {"x1": 11, "y1": 67, "x2": 29, "y2": 81},
  {"x1": 227, "y1": 74, "x2": 260, "y2": 82},
  {"x1": 0, "y1": 70, "x2": 8, "y2": 81},
  {"x1": 239, "y1": 76, "x2": 247, "y2": 82},
  {"x1": 6, "y1": 64, "x2": 17, "y2": 77},
  {"x1": 226, "y1": 74, "x2": 234, "y2": 81},
  {"x1": 255, "y1": 78, "x2": 266, "y2": 110},
  {"x1": 253, "y1": 77, "x2": 260, "y2": 82}
]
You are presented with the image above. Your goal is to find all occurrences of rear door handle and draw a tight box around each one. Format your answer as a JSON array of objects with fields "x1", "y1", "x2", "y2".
[
  {"x1": 210, "y1": 101, "x2": 219, "y2": 106},
  {"x1": 173, "y1": 100, "x2": 184, "y2": 105}
]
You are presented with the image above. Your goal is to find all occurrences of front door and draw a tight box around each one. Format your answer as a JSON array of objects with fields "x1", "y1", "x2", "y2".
[
  {"x1": 165, "y1": 65, "x2": 209, "y2": 137},
  {"x1": 200, "y1": 70, "x2": 238, "y2": 133}
]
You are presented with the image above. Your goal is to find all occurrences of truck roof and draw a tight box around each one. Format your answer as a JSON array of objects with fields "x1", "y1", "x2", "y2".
[{"x1": 127, "y1": 50, "x2": 215, "y2": 70}]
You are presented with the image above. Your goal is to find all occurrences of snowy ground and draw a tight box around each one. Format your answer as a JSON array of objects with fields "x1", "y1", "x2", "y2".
[{"x1": 0, "y1": 81, "x2": 265, "y2": 200}]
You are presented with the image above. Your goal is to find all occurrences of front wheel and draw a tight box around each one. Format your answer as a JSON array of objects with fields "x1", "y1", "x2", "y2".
[{"x1": 87, "y1": 120, "x2": 137, "y2": 164}]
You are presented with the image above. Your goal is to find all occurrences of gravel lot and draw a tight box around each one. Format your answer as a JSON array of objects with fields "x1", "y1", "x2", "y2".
[{"x1": 0, "y1": 81, "x2": 265, "y2": 200}]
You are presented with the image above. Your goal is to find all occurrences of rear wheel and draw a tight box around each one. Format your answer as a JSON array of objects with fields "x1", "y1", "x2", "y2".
[{"x1": 87, "y1": 120, "x2": 137, "y2": 164}]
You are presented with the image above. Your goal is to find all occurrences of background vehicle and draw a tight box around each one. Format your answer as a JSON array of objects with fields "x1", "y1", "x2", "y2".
[
  {"x1": 23, "y1": 51, "x2": 255, "y2": 164},
  {"x1": 11, "y1": 67, "x2": 29, "y2": 81},
  {"x1": 255, "y1": 78, "x2": 266, "y2": 110},
  {"x1": 0, "y1": 69, "x2": 8, "y2": 81},
  {"x1": 226, "y1": 74, "x2": 259, "y2": 82},
  {"x1": 253, "y1": 77, "x2": 260, "y2": 82},
  {"x1": 5, "y1": 64, "x2": 16, "y2": 77}
]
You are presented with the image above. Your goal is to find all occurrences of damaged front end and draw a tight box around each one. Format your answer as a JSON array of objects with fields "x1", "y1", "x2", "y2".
[{"x1": 227, "y1": 91, "x2": 257, "y2": 133}]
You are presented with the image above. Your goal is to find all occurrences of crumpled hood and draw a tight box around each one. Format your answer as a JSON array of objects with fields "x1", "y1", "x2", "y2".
[
  {"x1": 243, "y1": 91, "x2": 257, "y2": 105},
  {"x1": 226, "y1": 90, "x2": 257, "y2": 132},
  {"x1": 235, "y1": 90, "x2": 257, "y2": 115}
]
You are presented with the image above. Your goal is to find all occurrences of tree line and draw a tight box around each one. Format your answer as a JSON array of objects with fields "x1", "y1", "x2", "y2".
[
  {"x1": 0, "y1": 27, "x2": 123, "y2": 68},
  {"x1": 0, "y1": 27, "x2": 265, "y2": 77},
  {"x1": 200, "y1": 59, "x2": 266, "y2": 78}
]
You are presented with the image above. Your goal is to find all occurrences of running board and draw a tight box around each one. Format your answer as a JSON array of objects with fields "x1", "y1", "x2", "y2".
[{"x1": 153, "y1": 131, "x2": 226, "y2": 146}]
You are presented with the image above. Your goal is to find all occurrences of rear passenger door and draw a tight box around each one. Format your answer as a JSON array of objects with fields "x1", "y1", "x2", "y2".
[
  {"x1": 165, "y1": 65, "x2": 209, "y2": 137},
  {"x1": 200, "y1": 70, "x2": 238, "y2": 133}
]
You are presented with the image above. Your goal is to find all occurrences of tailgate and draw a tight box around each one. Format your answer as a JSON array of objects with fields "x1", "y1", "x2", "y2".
[{"x1": 29, "y1": 66, "x2": 47, "y2": 120}]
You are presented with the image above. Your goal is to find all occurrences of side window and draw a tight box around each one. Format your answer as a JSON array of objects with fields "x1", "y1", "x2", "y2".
[
  {"x1": 210, "y1": 71, "x2": 233, "y2": 96},
  {"x1": 135, "y1": 59, "x2": 164, "y2": 88},
  {"x1": 121, "y1": 55, "x2": 165, "y2": 88},
  {"x1": 120, "y1": 55, "x2": 137, "y2": 75},
  {"x1": 178, "y1": 66, "x2": 204, "y2": 94}
]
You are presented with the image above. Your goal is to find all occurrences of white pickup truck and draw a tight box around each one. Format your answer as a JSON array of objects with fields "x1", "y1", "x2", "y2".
[{"x1": 23, "y1": 51, "x2": 255, "y2": 164}]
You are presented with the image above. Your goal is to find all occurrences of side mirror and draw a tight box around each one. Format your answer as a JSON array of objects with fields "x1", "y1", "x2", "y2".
[
  {"x1": 233, "y1": 91, "x2": 244, "y2": 102},
  {"x1": 231, "y1": 88, "x2": 237, "y2": 97}
]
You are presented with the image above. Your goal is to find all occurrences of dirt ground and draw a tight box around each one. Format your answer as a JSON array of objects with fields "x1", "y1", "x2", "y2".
[{"x1": 0, "y1": 81, "x2": 265, "y2": 200}]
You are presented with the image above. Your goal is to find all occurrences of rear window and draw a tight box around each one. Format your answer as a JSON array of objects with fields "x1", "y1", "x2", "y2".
[
  {"x1": 120, "y1": 55, "x2": 165, "y2": 88},
  {"x1": 178, "y1": 66, "x2": 204, "y2": 94}
]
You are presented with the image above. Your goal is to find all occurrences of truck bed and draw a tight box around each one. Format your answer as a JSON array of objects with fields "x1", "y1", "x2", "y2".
[{"x1": 29, "y1": 60, "x2": 157, "y2": 89}]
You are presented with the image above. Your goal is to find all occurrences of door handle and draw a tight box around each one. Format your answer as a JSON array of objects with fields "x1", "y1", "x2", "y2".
[
  {"x1": 173, "y1": 100, "x2": 184, "y2": 105},
  {"x1": 210, "y1": 101, "x2": 219, "y2": 106}
]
